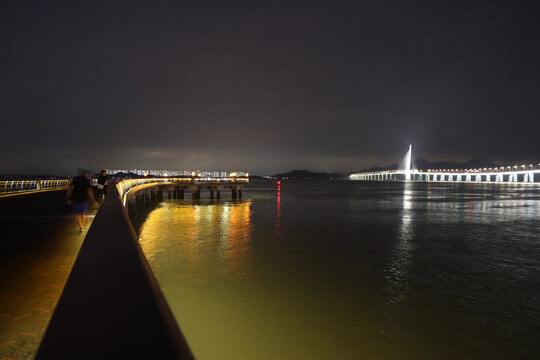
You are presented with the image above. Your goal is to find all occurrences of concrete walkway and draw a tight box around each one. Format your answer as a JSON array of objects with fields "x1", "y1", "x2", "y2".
[
  {"x1": 0, "y1": 191, "x2": 95, "y2": 359},
  {"x1": 35, "y1": 181, "x2": 193, "y2": 359}
]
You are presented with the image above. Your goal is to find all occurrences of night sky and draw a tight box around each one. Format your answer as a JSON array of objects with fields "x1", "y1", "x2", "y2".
[{"x1": 2, "y1": 1, "x2": 540, "y2": 175}]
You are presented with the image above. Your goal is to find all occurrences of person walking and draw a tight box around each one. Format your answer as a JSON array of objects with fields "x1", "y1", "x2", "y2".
[
  {"x1": 96, "y1": 169, "x2": 108, "y2": 204},
  {"x1": 67, "y1": 169, "x2": 96, "y2": 231}
]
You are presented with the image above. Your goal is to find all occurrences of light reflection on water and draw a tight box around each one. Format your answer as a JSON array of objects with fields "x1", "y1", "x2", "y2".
[
  {"x1": 385, "y1": 181, "x2": 414, "y2": 309},
  {"x1": 139, "y1": 182, "x2": 540, "y2": 360},
  {"x1": 275, "y1": 184, "x2": 282, "y2": 238},
  {"x1": 140, "y1": 201, "x2": 253, "y2": 283}
]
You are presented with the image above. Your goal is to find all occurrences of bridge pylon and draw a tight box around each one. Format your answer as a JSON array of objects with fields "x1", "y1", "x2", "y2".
[{"x1": 405, "y1": 144, "x2": 412, "y2": 180}]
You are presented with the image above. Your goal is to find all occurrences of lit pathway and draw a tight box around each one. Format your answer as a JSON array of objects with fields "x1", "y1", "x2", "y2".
[{"x1": 0, "y1": 194, "x2": 96, "y2": 359}]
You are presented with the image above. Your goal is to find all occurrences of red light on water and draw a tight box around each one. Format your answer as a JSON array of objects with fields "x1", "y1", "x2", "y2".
[{"x1": 277, "y1": 181, "x2": 281, "y2": 185}]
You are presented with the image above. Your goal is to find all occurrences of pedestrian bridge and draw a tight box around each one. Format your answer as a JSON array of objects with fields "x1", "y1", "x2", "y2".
[
  {"x1": 18, "y1": 174, "x2": 249, "y2": 359},
  {"x1": 118, "y1": 176, "x2": 248, "y2": 203},
  {"x1": 0, "y1": 174, "x2": 249, "y2": 197},
  {"x1": 350, "y1": 145, "x2": 539, "y2": 183}
]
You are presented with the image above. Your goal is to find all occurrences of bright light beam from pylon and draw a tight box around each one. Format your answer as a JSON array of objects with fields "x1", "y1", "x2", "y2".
[{"x1": 403, "y1": 145, "x2": 412, "y2": 180}]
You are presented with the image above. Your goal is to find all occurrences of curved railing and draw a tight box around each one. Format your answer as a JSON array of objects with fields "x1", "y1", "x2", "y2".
[
  {"x1": 0, "y1": 179, "x2": 71, "y2": 194},
  {"x1": 116, "y1": 178, "x2": 192, "y2": 197},
  {"x1": 116, "y1": 177, "x2": 249, "y2": 203},
  {"x1": 35, "y1": 180, "x2": 194, "y2": 359},
  {"x1": 0, "y1": 176, "x2": 249, "y2": 197},
  {"x1": 17, "y1": 175, "x2": 249, "y2": 357}
]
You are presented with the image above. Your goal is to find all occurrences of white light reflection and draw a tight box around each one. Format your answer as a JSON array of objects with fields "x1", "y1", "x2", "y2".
[
  {"x1": 219, "y1": 204, "x2": 231, "y2": 245},
  {"x1": 385, "y1": 181, "x2": 414, "y2": 308}
]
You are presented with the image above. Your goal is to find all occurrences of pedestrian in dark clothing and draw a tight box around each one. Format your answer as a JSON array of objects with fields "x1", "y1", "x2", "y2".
[
  {"x1": 67, "y1": 169, "x2": 96, "y2": 231},
  {"x1": 96, "y1": 169, "x2": 108, "y2": 204}
]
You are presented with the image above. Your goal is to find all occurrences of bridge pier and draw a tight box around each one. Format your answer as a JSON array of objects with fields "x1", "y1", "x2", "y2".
[
  {"x1": 144, "y1": 189, "x2": 151, "y2": 203},
  {"x1": 190, "y1": 186, "x2": 201, "y2": 200},
  {"x1": 230, "y1": 185, "x2": 243, "y2": 199},
  {"x1": 154, "y1": 187, "x2": 162, "y2": 201},
  {"x1": 135, "y1": 192, "x2": 143, "y2": 204},
  {"x1": 216, "y1": 185, "x2": 223, "y2": 199},
  {"x1": 175, "y1": 186, "x2": 185, "y2": 199},
  {"x1": 165, "y1": 186, "x2": 175, "y2": 199},
  {"x1": 149, "y1": 189, "x2": 157, "y2": 202}
]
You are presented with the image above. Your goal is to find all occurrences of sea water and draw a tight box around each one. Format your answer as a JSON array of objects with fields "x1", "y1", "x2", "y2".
[{"x1": 138, "y1": 180, "x2": 540, "y2": 360}]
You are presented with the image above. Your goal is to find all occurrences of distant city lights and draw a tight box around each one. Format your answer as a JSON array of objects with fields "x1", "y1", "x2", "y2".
[{"x1": 105, "y1": 168, "x2": 249, "y2": 179}]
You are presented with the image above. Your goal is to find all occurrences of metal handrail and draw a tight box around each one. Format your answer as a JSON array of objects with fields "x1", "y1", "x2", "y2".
[
  {"x1": 0, "y1": 176, "x2": 249, "y2": 196},
  {"x1": 116, "y1": 177, "x2": 249, "y2": 197},
  {"x1": 0, "y1": 179, "x2": 70, "y2": 194}
]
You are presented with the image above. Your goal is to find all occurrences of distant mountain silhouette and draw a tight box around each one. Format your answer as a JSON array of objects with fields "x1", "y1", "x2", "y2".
[
  {"x1": 357, "y1": 158, "x2": 500, "y2": 173},
  {"x1": 110, "y1": 172, "x2": 145, "y2": 178},
  {"x1": 414, "y1": 158, "x2": 499, "y2": 170},
  {"x1": 273, "y1": 170, "x2": 346, "y2": 179}
]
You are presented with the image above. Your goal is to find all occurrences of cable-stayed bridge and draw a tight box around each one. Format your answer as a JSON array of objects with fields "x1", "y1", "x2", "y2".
[{"x1": 350, "y1": 145, "x2": 539, "y2": 183}]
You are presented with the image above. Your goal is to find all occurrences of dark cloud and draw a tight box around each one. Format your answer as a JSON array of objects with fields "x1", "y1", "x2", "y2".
[{"x1": 2, "y1": 1, "x2": 539, "y2": 175}]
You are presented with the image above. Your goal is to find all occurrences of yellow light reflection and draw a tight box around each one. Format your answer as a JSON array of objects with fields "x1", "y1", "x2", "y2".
[{"x1": 139, "y1": 201, "x2": 253, "y2": 282}]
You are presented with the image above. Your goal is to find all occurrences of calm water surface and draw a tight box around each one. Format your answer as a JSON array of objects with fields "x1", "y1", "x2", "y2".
[{"x1": 138, "y1": 181, "x2": 540, "y2": 360}]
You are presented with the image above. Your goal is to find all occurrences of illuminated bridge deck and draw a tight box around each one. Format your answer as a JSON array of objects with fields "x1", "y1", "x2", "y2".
[
  {"x1": 351, "y1": 145, "x2": 539, "y2": 183},
  {"x1": 350, "y1": 168, "x2": 540, "y2": 183}
]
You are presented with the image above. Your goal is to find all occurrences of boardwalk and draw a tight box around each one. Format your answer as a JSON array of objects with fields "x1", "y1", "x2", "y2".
[{"x1": 0, "y1": 190, "x2": 94, "y2": 359}]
